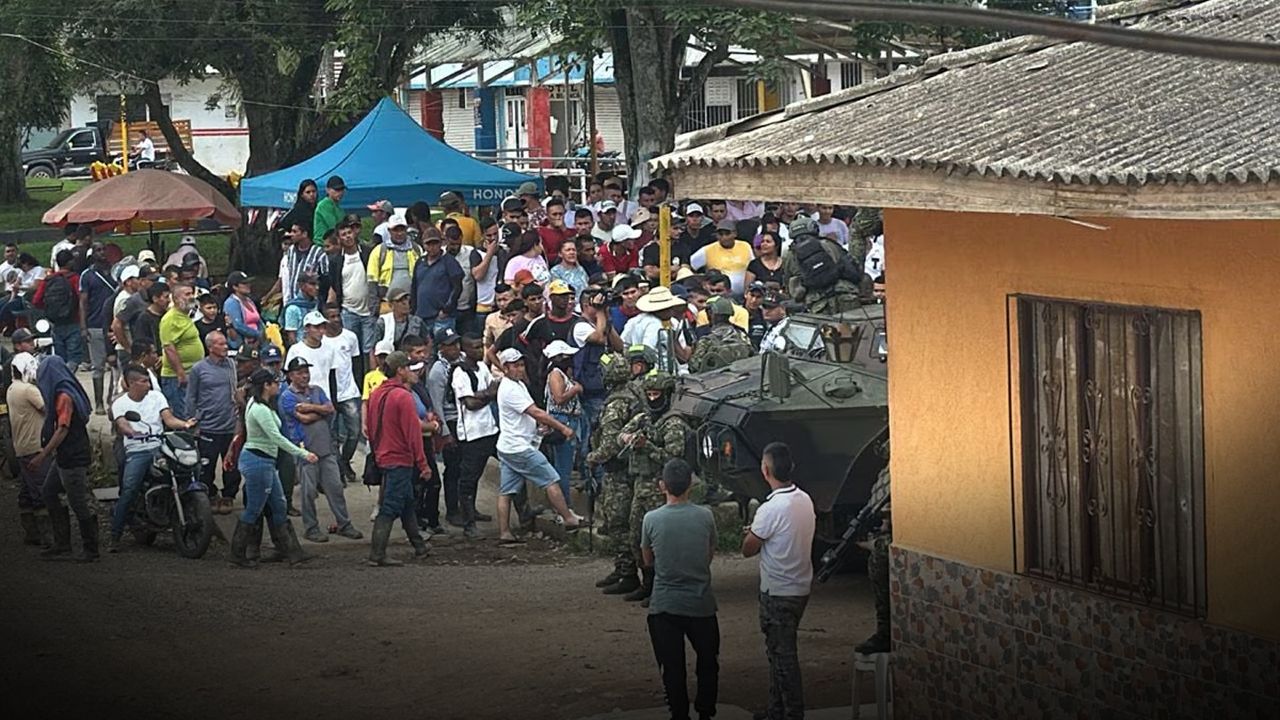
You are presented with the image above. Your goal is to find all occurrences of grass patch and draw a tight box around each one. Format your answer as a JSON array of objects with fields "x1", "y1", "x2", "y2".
[{"x1": 0, "y1": 179, "x2": 90, "y2": 231}]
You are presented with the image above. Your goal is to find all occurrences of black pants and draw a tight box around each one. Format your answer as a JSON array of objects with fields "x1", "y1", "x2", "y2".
[
  {"x1": 442, "y1": 420, "x2": 462, "y2": 516},
  {"x1": 647, "y1": 613, "x2": 720, "y2": 720},
  {"x1": 415, "y1": 438, "x2": 442, "y2": 527},
  {"x1": 198, "y1": 431, "x2": 241, "y2": 499}
]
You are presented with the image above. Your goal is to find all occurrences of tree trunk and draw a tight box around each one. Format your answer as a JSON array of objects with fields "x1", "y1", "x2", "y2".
[
  {"x1": 0, "y1": 124, "x2": 27, "y2": 205},
  {"x1": 610, "y1": 9, "x2": 687, "y2": 195}
]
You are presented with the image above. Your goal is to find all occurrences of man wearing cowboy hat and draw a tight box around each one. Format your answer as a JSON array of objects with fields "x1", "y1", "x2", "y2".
[{"x1": 621, "y1": 286, "x2": 693, "y2": 369}]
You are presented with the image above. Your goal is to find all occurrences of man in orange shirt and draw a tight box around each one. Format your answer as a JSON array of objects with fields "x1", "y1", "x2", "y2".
[{"x1": 439, "y1": 191, "x2": 481, "y2": 247}]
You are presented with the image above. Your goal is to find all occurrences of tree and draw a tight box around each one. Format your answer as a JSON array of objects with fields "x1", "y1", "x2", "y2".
[
  {"x1": 0, "y1": 4, "x2": 72, "y2": 203},
  {"x1": 55, "y1": 0, "x2": 494, "y2": 271},
  {"x1": 521, "y1": 2, "x2": 796, "y2": 193}
]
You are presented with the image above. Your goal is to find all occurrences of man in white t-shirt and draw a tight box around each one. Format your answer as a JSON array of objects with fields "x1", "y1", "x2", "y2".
[
  {"x1": 366, "y1": 200, "x2": 393, "y2": 245},
  {"x1": 286, "y1": 310, "x2": 337, "y2": 399},
  {"x1": 107, "y1": 365, "x2": 196, "y2": 552},
  {"x1": 741, "y1": 441, "x2": 816, "y2": 720},
  {"x1": 494, "y1": 348, "x2": 582, "y2": 544},
  {"x1": 321, "y1": 304, "x2": 363, "y2": 483},
  {"x1": 451, "y1": 333, "x2": 500, "y2": 537}
]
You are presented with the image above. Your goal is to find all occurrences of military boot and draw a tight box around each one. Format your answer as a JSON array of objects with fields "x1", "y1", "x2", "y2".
[
  {"x1": 367, "y1": 516, "x2": 403, "y2": 567},
  {"x1": 40, "y1": 505, "x2": 72, "y2": 559},
  {"x1": 19, "y1": 511, "x2": 41, "y2": 546},
  {"x1": 228, "y1": 520, "x2": 258, "y2": 568},
  {"x1": 855, "y1": 629, "x2": 891, "y2": 655},
  {"x1": 602, "y1": 572, "x2": 641, "y2": 595},
  {"x1": 74, "y1": 515, "x2": 100, "y2": 563},
  {"x1": 623, "y1": 568, "x2": 653, "y2": 602},
  {"x1": 269, "y1": 520, "x2": 314, "y2": 566},
  {"x1": 595, "y1": 568, "x2": 625, "y2": 588}
]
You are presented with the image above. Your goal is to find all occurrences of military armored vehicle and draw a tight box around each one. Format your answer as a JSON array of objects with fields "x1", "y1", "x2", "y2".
[{"x1": 672, "y1": 304, "x2": 889, "y2": 547}]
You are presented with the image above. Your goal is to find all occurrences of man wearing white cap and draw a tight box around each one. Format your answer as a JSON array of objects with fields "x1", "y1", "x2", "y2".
[
  {"x1": 285, "y1": 310, "x2": 337, "y2": 410},
  {"x1": 680, "y1": 202, "x2": 716, "y2": 249},
  {"x1": 600, "y1": 223, "x2": 642, "y2": 280},
  {"x1": 591, "y1": 200, "x2": 620, "y2": 244},
  {"x1": 621, "y1": 286, "x2": 693, "y2": 369},
  {"x1": 164, "y1": 236, "x2": 208, "y2": 280},
  {"x1": 367, "y1": 213, "x2": 419, "y2": 303},
  {"x1": 494, "y1": 347, "x2": 584, "y2": 544}
]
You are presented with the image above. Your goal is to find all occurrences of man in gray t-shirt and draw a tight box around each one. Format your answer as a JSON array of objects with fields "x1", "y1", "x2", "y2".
[{"x1": 640, "y1": 459, "x2": 719, "y2": 720}]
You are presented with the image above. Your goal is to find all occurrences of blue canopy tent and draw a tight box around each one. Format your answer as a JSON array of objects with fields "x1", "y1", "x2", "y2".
[{"x1": 239, "y1": 97, "x2": 538, "y2": 209}]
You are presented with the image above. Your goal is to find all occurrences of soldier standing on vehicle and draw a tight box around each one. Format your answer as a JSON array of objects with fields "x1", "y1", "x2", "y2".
[
  {"x1": 586, "y1": 351, "x2": 645, "y2": 594},
  {"x1": 618, "y1": 371, "x2": 694, "y2": 605},
  {"x1": 783, "y1": 216, "x2": 862, "y2": 314},
  {"x1": 689, "y1": 297, "x2": 754, "y2": 373}
]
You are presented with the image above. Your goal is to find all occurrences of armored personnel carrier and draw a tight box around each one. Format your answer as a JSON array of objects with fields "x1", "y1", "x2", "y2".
[{"x1": 672, "y1": 304, "x2": 888, "y2": 546}]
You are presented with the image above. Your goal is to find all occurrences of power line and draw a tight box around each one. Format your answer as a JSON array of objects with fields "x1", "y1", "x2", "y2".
[{"x1": 704, "y1": 0, "x2": 1280, "y2": 65}]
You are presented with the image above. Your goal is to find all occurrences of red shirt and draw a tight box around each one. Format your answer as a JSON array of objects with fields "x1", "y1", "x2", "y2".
[
  {"x1": 600, "y1": 241, "x2": 639, "y2": 276},
  {"x1": 365, "y1": 379, "x2": 427, "y2": 471},
  {"x1": 537, "y1": 225, "x2": 574, "y2": 265}
]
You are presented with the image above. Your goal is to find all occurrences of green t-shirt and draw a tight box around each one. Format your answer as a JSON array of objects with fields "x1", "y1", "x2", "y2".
[
  {"x1": 313, "y1": 197, "x2": 343, "y2": 246},
  {"x1": 158, "y1": 308, "x2": 204, "y2": 377},
  {"x1": 641, "y1": 502, "x2": 718, "y2": 617}
]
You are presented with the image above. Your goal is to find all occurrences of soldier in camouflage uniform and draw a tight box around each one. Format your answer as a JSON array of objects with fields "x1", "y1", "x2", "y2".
[
  {"x1": 856, "y1": 465, "x2": 892, "y2": 655},
  {"x1": 783, "y1": 216, "x2": 863, "y2": 314},
  {"x1": 689, "y1": 296, "x2": 754, "y2": 373},
  {"x1": 617, "y1": 371, "x2": 693, "y2": 604},
  {"x1": 586, "y1": 351, "x2": 646, "y2": 595}
]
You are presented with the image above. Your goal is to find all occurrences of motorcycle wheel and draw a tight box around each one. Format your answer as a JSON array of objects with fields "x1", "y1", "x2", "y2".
[
  {"x1": 172, "y1": 492, "x2": 214, "y2": 559},
  {"x1": 132, "y1": 529, "x2": 157, "y2": 546}
]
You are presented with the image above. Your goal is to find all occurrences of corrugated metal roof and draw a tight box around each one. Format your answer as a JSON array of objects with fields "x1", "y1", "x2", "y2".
[
  {"x1": 413, "y1": 25, "x2": 562, "y2": 67},
  {"x1": 654, "y1": 0, "x2": 1280, "y2": 187}
]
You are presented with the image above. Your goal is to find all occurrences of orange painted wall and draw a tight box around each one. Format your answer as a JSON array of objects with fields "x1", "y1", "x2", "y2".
[{"x1": 885, "y1": 209, "x2": 1280, "y2": 640}]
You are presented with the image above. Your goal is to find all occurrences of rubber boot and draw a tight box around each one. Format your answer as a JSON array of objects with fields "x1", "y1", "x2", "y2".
[
  {"x1": 228, "y1": 520, "x2": 258, "y2": 568},
  {"x1": 92, "y1": 377, "x2": 104, "y2": 414},
  {"x1": 34, "y1": 511, "x2": 53, "y2": 548},
  {"x1": 19, "y1": 511, "x2": 41, "y2": 546},
  {"x1": 269, "y1": 520, "x2": 314, "y2": 566},
  {"x1": 74, "y1": 515, "x2": 100, "y2": 563},
  {"x1": 460, "y1": 494, "x2": 478, "y2": 538},
  {"x1": 623, "y1": 568, "x2": 653, "y2": 602},
  {"x1": 405, "y1": 518, "x2": 430, "y2": 558},
  {"x1": 40, "y1": 505, "x2": 72, "y2": 558},
  {"x1": 366, "y1": 516, "x2": 402, "y2": 567}
]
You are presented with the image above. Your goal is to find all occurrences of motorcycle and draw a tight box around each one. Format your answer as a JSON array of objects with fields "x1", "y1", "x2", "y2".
[{"x1": 119, "y1": 411, "x2": 215, "y2": 558}]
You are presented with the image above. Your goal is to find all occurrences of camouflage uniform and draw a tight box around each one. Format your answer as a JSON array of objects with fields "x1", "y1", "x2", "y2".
[
  {"x1": 689, "y1": 322, "x2": 754, "y2": 373},
  {"x1": 859, "y1": 465, "x2": 892, "y2": 654},
  {"x1": 783, "y1": 217, "x2": 863, "y2": 314},
  {"x1": 586, "y1": 354, "x2": 642, "y2": 577},
  {"x1": 621, "y1": 379, "x2": 692, "y2": 565}
]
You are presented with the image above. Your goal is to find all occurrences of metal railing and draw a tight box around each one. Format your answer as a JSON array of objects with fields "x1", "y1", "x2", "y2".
[{"x1": 464, "y1": 148, "x2": 625, "y2": 205}]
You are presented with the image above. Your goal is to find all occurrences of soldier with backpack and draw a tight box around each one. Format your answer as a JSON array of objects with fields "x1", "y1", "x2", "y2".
[
  {"x1": 586, "y1": 350, "x2": 646, "y2": 595},
  {"x1": 689, "y1": 297, "x2": 754, "y2": 373},
  {"x1": 783, "y1": 216, "x2": 863, "y2": 314},
  {"x1": 33, "y1": 249, "x2": 84, "y2": 371}
]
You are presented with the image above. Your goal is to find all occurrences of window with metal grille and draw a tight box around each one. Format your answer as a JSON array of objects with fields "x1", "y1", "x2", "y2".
[
  {"x1": 736, "y1": 78, "x2": 759, "y2": 119},
  {"x1": 1014, "y1": 297, "x2": 1206, "y2": 616},
  {"x1": 840, "y1": 61, "x2": 863, "y2": 89}
]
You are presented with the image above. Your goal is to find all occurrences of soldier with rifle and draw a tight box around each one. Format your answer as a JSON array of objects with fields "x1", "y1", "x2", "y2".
[{"x1": 587, "y1": 345, "x2": 654, "y2": 595}]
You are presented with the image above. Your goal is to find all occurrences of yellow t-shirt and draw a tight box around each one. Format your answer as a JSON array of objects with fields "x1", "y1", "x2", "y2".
[
  {"x1": 158, "y1": 309, "x2": 204, "y2": 377},
  {"x1": 362, "y1": 368, "x2": 387, "y2": 401},
  {"x1": 449, "y1": 212, "x2": 482, "y2": 247},
  {"x1": 692, "y1": 240, "x2": 755, "y2": 295}
]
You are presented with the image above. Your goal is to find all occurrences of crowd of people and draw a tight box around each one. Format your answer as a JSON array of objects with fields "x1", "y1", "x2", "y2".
[{"x1": 6, "y1": 172, "x2": 885, "y2": 720}]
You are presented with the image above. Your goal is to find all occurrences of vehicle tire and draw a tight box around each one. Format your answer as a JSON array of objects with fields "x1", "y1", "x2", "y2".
[
  {"x1": 132, "y1": 529, "x2": 157, "y2": 546},
  {"x1": 24, "y1": 165, "x2": 55, "y2": 180},
  {"x1": 172, "y1": 492, "x2": 214, "y2": 559}
]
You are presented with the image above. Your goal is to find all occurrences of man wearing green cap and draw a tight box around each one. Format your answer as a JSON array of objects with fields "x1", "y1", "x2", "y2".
[{"x1": 689, "y1": 296, "x2": 753, "y2": 373}]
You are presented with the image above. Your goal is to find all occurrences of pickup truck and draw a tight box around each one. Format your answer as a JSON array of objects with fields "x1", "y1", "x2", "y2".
[{"x1": 21, "y1": 120, "x2": 192, "y2": 179}]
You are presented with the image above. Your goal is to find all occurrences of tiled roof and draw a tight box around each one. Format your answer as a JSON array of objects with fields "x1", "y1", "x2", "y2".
[{"x1": 654, "y1": 0, "x2": 1280, "y2": 186}]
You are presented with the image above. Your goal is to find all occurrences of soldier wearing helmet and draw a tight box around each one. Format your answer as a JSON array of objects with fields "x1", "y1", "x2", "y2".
[
  {"x1": 586, "y1": 352, "x2": 646, "y2": 595},
  {"x1": 612, "y1": 370, "x2": 693, "y2": 605}
]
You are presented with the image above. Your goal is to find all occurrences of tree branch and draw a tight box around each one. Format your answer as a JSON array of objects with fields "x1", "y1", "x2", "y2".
[
  {"x1": 676, "y1": 40, "x2": 730, "y2": 122},
  {"x1": 142, "y1": 81, "x2": 236, "y2": 203}
]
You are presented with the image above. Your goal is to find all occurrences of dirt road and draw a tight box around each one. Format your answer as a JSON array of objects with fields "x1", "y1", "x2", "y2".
[{"x1": 0, "y1": 467, "x2": 875, "y2": 720}]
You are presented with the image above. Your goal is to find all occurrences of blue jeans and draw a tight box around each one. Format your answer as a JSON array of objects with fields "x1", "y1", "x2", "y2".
[
  {"x1": 340, "y1": 310, "x2": 376, "y2": 354},
  {"x1": 378, "y1": 465, "x2": 417, "y2": 522},
  {"x1": 238, "y1": 451, "x2": 287, "y2": 527},
  {"x1": 52, "y1": 322, "x2": 84, "y2": 368},
  {"x1": 333, "y1": 398, "x2": 362, "y2": 479},
  {"x1": 160, "y1": 376, "x2": 187, "y2": 419},
  {"x1": 422, "y1": 315, "x2": 457, "y2": 341},
  {"x1": 111, "y1": 450, "x2": 155, "y2": 536},
  {"x1": 550, "y1": 412, "x2": 586, "y2": 508}
]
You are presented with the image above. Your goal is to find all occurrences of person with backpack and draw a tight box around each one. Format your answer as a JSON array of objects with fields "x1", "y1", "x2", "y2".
[
  {"x1": 33, "y1": 248, "x2": 84, "y2": 372},
  {"x1": 450, "y1": 333, "x2": 498, "y2": 538},
  {"x1": 426, "y1": 327, "x2": 463, "y2": 528},
  {"x1": 783, "y1": 216, "x2": 863, "y2": 314},
  {"x1": 689, "y1": 297, "x2": 754, "y2": 373}
]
